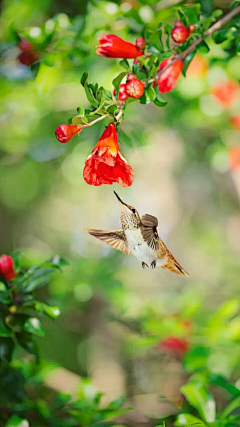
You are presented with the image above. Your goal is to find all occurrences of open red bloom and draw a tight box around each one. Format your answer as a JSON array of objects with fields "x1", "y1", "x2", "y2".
[
  {"x1": 230, "y1": 115, "x2": 240, "y2": 132},
  {"x1": 157, "y1": 58, "x2": 183, "y2": 93},
  {"x1": 55, "y1": 125, "x2": 81, "y2": 143},
  {"x1": 229, "y1": 147, "x2": 240, "y2": 170},
  {"x1": 159, "y1": 336, "x2": 189, "y2": 358},
  {"x1": 83, "y1": 123, "x2": 134, "y2": 187},
  {"x1": 126, "y1": 78, "x2": 144, "y2": 98},
  {"x1": 96, "y1": 34, "x2": 143, "y2": 58},
  {"x1": 211, "y1": 79, "x2": 239, "y2": 108},
  {"x1": 0, "y1": 255, "x2": 15, "y2": 281}
]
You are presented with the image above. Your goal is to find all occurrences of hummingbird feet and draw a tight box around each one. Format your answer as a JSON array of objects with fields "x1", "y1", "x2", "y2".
[
  {"x1": 142, "y1": 262, "x2": 149, "y2": 269},
  {"x1": 150, "y1": 260, "x2": 157, "y2": 269}
]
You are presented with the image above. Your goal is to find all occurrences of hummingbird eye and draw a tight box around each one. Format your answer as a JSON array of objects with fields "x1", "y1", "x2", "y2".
[{"x1": 132, "y1": 208, "x2": 136, "y2": 213}]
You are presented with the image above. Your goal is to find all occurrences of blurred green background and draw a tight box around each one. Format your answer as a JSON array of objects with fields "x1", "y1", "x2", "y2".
[{"x1": 1, "y1": 0, "x2": 240, "y2": 420}]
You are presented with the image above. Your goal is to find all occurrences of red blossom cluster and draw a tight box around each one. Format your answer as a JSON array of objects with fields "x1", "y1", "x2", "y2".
[
  {"x1": 55, "y1": 33, "x2": 185, "y2": 186},
  {"x1": 171, "y1": 20, "x2": 195, "y2": 44},
  {"x1": 0, "y1": 255, "x2": 15, "y2": 281},
  {"x1": 159, "y1": 336, "x2": 189, "y2": 358}
]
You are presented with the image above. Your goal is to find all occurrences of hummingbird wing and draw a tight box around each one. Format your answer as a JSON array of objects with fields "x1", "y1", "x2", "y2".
[
  {"x1": 140, "y1": 214, "x2": 160, "y2": 251},
  {"x1": 82, "y1": 228, "x2": 132, "y2": 255}
]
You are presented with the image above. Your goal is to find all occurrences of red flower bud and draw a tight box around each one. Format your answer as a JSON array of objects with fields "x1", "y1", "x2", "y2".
[
  {"x1": 126, "y1": 73, "x2": 137, "y2": 81},
  {"x1": 125, "y1": 79, "x2": 144, "y2": 98},
  {"x1": 229, "y1": 147, "x2": 240, "y2": 170},
  {"x1": 211, "y1": 80, "x2": 239, "y2": 108},
  {"x1": 133, "y1": 58, "x2": 140, "y2": 65},
  {"x1": 188, "y1": 24, "x2": 196, "y2": 32},
  {"x1": 96, "y1": 34, "x2": 143, "y2": 59},
  {"x1": 18, "y1": 51, "x2": 39, "y2": 66},
  {"x1": 55, "y1": 124, "x2": 82, "y2": 143},
  {"x1": 174, "y1": 20, "x2": 184, "y2": 27},
  {"x1": 0, "y1": 255, "x2": 15, "y2": 281},
  {"x1": 171, "y1": 26, "x2": 190, "y2": 43},
  {"x1": 159, "y1": 336, "x2": 189, "y2": 358},
  {"x1": 157, "y1": 58, "x2": 183, "y2": 93},
  {"x1": 113, "y1": 84, "x2": 129, "y2": 101},
  {"x1": 19, "y1": 40, "x2": 34, "y2": 52},
  {"x1": 135, "y1": 36, "x2": 146, "y2": 50},
  {"x1": 230, "y1": 115, "x2": 240, "y2": 132}
]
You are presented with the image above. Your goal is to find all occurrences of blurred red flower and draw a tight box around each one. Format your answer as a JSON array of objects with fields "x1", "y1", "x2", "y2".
[
  {"x1": 186, "y1": 54, "x2": 208, "y2": 77},
  {"x1": 83, "y1": 123, "x2": 134, "y2": 186},
  {"x1": 159, "y1": 336, "x2": 189, "y2": 358},
  {"x1": 157, "y1": 58, "x2": 183, "y2": 93},
  {"x1": 96, "y1": 34, "x2": 143, "y2": 58},
  {"x1": 0, "y1": 255, "x2": 15, "y2": 281},
  {"x1": 211, "y1": 79, "x2": 239, "y2": 108},
  {"x1": 18, "y1": 39, "x2": 39, "y2": 66},
  {"x1": 230, "y1": 115, "x2": 240, "y2": 132},
  {"x1": 229, "y1": 147, "x2": 240, "y2": 171}
]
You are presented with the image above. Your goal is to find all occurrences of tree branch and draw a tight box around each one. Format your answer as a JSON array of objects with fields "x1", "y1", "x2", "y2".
[
  {"x1": 81, "y1": 114, "x2": 109, "y2": 128},
  {"x1": 153, "y1": 5, "x2": 240, "y2": 80}
]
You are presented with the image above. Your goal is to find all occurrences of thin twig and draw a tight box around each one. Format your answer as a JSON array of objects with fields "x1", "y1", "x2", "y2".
[
  {"x1": 149, "y1": 5, "x2": 240, "y2": 83},
  {"x1": 81, "y1": 113, "x2": 109, "y2": 128}
]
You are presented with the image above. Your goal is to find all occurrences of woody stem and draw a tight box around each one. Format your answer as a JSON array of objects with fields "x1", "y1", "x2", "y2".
[
  {"x1": 148, "y1": 5, "x2": 240, "y2": 83},
  {"x1": 81, "y1": 114, "x2": 109, "y2": 128}
]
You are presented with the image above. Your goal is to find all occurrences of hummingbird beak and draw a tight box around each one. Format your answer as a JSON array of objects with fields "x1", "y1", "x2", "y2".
[{"x1": 114, "y1": 191, "x2": 127, "y2": 206}]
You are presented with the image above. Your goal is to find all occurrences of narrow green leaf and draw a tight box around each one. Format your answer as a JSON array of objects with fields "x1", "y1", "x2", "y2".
[
  {"x1": 106, "y1": 104, "x2": 118, "y2": 114},
  {"x1": 182, "y1": 51, "x2": 196, "y2": 76},
  {"x1": 149, "y1": 30, "x2": 163, "y2": 52},
  {"x1": 0, "y1": 320, "x2": 13, "y2": 337},
  {"x1": 146, "y1": 86, "x2": 156, "y2": 102},
  {"x1": 221, "y1": 396, "x2": 240, "y2": 418},
  {"x1": 93, "y1": 97, "x2": 105, "y2": 115},
  {"x1": 180, "y1": 4, "x2": 200, "y2": 24},
  {"x1": 175, "y1": 413, "x2": 205, "y2": 426},
  {"x1": 84, "y1": 83, "x2": 99, "y2": 108},
  {"x1": 17, "y1": 332, "x2": 39, "y2": 357},
  {"x1": 77, "y1": 107, "x2": 85, "y2": 116},
  {"x1": 197, "y1": 40, "x2": 210, "y2": 53},
  {"x1": 6, "y1": 416, "x2": 29, "y2": 427},
  {"x1": 72, "y1": 116, "x2": 88, "y2": 125},
  {"x1": 80, "y1": 72, "x2": 89, "y2": 86},
  {"x1": 0, "y1": 282, "x2": 11, "y2": 303},
  {"x1": 181, "y1": 382, "x2": 216, "y2": 423},
  {"x1": 23, "y1": 317, "x2": 45, "y2": 337},
  {"x1": 119, "y1": 59, "x2": 130, "y2": 70},
  {"x1": 112, "y1": 71, "x2": 128, "y2": 97}
]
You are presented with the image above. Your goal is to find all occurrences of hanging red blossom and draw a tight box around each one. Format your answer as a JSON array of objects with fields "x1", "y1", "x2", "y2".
[
  {"x1": 229, "y1": 147, "x2": 240, "y2": 170},
  {"x1": 55, "y1": 125, "x2": 82, "y2": 143},
  {"x1": 0, "y1": 255, "x2": 15, "y2": 281},
  {"x1": 230, "y1": 115, "x2": 240, "y2": 132},
  {"x1": 83, "y1": 123, "x2": 134, "y2": 187},
  {"x1": 211, "y1": 79, "x2": 239, "y2": 108},
  {"x1": 157, "y1": 58, "x2": 183, "y2": 93},
  {"x1": 159, "y1": 336, "x2": 189, "y2": 358},
  {"x1": 96, "y1": 34, "x2": 143, "y2": 58}
]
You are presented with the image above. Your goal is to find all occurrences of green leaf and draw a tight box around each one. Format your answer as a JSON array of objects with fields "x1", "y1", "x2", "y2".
[
  {"x1": 146, "y1": 86, "x2": 156, "y2": 102},
  {"x1": 212, "y1": 9, "x2": 223, "y2": 17},
  {"x1": 80, "y1": 72, "x2": 89, "y2": 86},
  {"x1": 93, "y1": 97, "x2": 105, "y2": 115},
  {"x1": 197, "y1": 40, "x2": 210, "y2": 53},
  {"x1": 175, "y1": 413, "x2": 206, "y2": 426},
  {"x1": 112, "y1": 71, "x2": 128, "y2": 97},
  {"x1": 6, "y1": 416, "x2": 29, "y2": 427},
  {"x1": 213, "y1": 30, "x2": 230, "y2": 44},
  {"x1": 106, "y1": 104, "x2": 118, "y2": 114},
  {"x1": 119, "y1": 59, "x2": 130, "y2": 70},
  {"x1": 154, "y1": 93, "x2": 167, "y2": 107},
  {"x1": 0, "y1": 320, "x2": 13, "y2": 337},
  {"x1": 149, "y1": 30, "x2": 163, "y2": 52},
  {"x1": 181, "y1": 382, "x2": 216, "y2": 423},
  {"x1": 0, "y1": 282, "x2": 11, "y2": 303},
  {"x1": 0, "y1": 337, "x2": 14, "y2": 360},
  {"x1": 23, "y1": 317, "x2": 45, "y2": 337},
  {"x1": 72, "y1": 115, "x2": 88, "y2": 125},
  {"x1": 107, "y1": 396, "x2": 125, "y2": 410},
  {"x1": 84, "y1": 83, "x2": 99, "y2": 108},
  {"x1": 183, "y1": 51, "x2": 196, "y2": 76},
  {"x1": 35, "y1": 302, "x2": 61, "y2": 319},
  {"x1": 17, "y1": 332, "x2": 39, "y2": 357},
  {"x1": 221, "y1": 396, "x2": 240, "y2": 418},
  {"x1": 179, "y1": 4, "x2": 200, "y2": 25},
  {"x1": 210, "y1": 374, "x2": 240, "y2": 397},
  {"x1": 77, "y1": 106, "x2": 85, "y2": 116}
]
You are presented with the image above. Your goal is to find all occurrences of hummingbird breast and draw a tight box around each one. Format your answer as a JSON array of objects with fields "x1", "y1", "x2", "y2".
[{"x1": 125, "y1": 229, "x2": 165, "y2": 267}]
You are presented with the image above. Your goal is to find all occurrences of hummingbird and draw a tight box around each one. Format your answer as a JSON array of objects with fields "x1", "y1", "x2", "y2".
[{"x1": 82, "y1": 191, "x2": 189, "y2": 276}]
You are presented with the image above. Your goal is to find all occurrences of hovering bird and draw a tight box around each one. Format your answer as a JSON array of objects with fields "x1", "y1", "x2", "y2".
[{"x1": 82, "y1": 191, "x2": 189, "y2": 276}]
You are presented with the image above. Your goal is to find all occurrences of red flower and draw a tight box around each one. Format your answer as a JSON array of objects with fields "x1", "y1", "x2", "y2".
[
  {"x1": 83, "y1": 123, "x2": 134, "y2": 187},
  {"x1": 55, "y1": 125, "x2": 81, "y2": 143},
  {"x1": 113, "y1": 84, "x2": 129, "y2": 101},
  {"x1": 230, "y1": 115, "x2": 240, "y2": 132},
  {"x1": 18, "y1": 39, "x2": 39, "y2": 66},
  {"x1": 159, "y1": 336, "x2": 189, "y2": 358},
  {"x1": 96, "y1": 34, "x2": 143, "y2": 58},
  {"x1": 211, "y1": 79, "x2": 239, "y2": 108},
  {"x1": 126, "y1": 73, "x2": 137, "y2": 81},
  {"x1": 186, "y1": 54, "x2": 208, "y2": 77},
  {"x1": 174, "y1": 20, "x2": 184, "y2": 27},
  {"x1": 135, "y1": 37, "x2": 146, "y2": 50},
  {"x1": 0, "y1": 255, "x2": 15, "y2": 281},
  {"x1": 229, "y1": 147, "x2": 240, "y2": 170},
  {"x1": 126, "y1": 78, "x2": 144, "y2": 98},
  {"x1": 157, "y1": 58, "x2": 183, "y2": 93},
  {"x1": 171, "y1": 26, "x2": 190, "y2": 43},
  {"x1": 188, "y1": 24, "x2": 196, "y2": 32}
]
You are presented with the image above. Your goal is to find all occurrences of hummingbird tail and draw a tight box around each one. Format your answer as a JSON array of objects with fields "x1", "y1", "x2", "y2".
[{"x1": 162, "y1": 257, "x2": 189, "y2": 277}]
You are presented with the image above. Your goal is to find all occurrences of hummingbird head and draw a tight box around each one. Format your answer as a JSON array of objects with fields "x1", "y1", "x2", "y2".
[{"x1": 114, "y1": 191, "x2": 141, "y2": 230}]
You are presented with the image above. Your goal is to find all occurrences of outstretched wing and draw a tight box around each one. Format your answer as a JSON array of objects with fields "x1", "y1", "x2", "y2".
[
  {"x1": 140, "y1": 214, "x2": 159, "y2": 251},
  {"x1": 82, "y1": 228, "x2": 131, "y2": 255}
]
